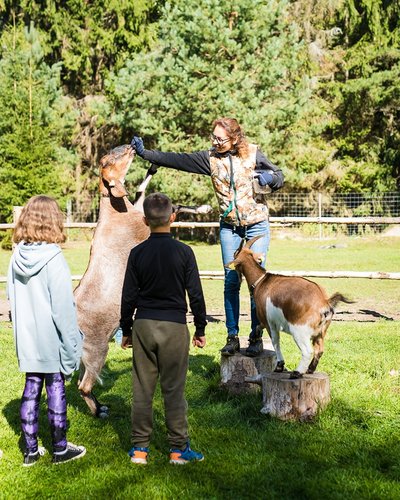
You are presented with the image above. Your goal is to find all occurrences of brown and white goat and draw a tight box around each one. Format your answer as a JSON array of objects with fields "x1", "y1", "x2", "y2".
[{"x1": 229, "y1": 236, "x2": 353, "y2": 378}]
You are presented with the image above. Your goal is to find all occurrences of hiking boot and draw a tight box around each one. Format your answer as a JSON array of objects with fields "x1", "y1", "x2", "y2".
[
  {"x1": 169, "y1": 443, "x2": 204, "y2": 464},
  {"x1": 220, "y1": 336, "x2": 240, "y2": 356},
  {"x1": 128, "y1": 446, "x2": 149, "y2": 465},
  {"x1": 245, "y1": 337, "x2": 263, "y2": 357},
  {"x1": 52, "y1": 442, "x2": 86, "y2": 465},
  {"x1": 23, "y1": 446, "x2": 46, "y2": 467}
]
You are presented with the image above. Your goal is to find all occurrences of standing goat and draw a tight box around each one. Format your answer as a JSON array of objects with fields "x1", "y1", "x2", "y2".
[
  {"x1": 74, "y1": 144, "x2": 211, "y2": 417},
  {"x1": 228, "y1": 236, "x2": 353, "y2": 378},
  {"x1": 74, "y1": 144, "x2": 151, "y2": 417}
]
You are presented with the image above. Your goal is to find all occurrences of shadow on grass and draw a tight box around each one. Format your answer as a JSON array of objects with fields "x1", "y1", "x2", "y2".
[
  {"x1": 2, "y1": 397, "x2": 73, "y2": 456},
  {"x1": 2, "y1": 357, "x2": 133, "y2": 455}
]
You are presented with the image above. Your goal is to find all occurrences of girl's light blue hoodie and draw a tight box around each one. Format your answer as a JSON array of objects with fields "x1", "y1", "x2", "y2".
[{"x1": 7, "y1": 242, "x2": 82, "y2": 376}]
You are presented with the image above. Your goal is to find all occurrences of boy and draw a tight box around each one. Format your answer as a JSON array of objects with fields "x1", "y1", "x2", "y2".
[{"x1": 120, "y1": 192, "x2": 207, "y2": 465}]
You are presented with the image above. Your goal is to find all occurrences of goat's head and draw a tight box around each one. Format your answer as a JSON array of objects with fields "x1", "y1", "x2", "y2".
[
  {"x1": 99, "y1": 144, "x2": 135, "y2": 197},
  {"x1": 227, "y1": 235, "x2": 265, "y2": 273}
]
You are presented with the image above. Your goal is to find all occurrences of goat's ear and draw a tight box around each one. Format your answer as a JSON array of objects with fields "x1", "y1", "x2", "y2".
[
  {"x1": 253, "y1": 252, "x2": 265, "y2": 265},
  {"x1": 245, "y1": 235, "x2": 263, "y2": 249},
  {"x1": 99, "y1": 178, "x2": 109, "y2": 196},
  {"x1": 110, "y1": 180, "x2": 128, "y2": 198}
]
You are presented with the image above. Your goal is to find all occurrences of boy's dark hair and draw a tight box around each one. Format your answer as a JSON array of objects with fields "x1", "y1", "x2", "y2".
[{"x1": 143, "y1": 193, "x2": 173, "y2": 227}]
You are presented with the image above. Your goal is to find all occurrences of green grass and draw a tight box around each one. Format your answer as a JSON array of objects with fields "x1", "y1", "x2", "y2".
[
  {"x1": 1, "y1": 321, "x2": 400, "y2": 499},
  {"x1": 0, "y1": 234, "x2": 399, "y2": 497}
]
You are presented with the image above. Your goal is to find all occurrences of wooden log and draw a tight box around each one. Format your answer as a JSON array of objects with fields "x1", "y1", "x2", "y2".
[
  {"x1": 260, "y1": 372, "x2": 330, "y2": 421},
  {"x1": 220, "y1": 348, "x2": 276, "y2": 395}
]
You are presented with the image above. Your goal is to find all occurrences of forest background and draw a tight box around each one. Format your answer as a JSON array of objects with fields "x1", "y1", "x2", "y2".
[{"x1": 0, "y1": 0, "x2": 399, "y2": 223}]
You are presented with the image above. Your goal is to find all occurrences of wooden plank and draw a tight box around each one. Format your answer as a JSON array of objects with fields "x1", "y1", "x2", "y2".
[
  {"x1": 1, "y1": 216, "x2": 400, "y2": 230},
  {"x1": 1, "y1": 270, "x2": 400, "y2": 283}
]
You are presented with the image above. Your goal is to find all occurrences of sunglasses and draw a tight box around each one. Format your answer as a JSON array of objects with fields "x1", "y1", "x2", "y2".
[{"x1": 210, "y1": 134, "x2": 230, "y2": 145}]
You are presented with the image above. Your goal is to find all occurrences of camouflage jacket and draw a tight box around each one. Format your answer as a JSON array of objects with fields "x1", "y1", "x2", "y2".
[
  {"x1": 142, "y1": 144, "x2": 284, "y2": 226},
  {"x1": 209, "y1": 144, "x2": 268, "y2": 225}
]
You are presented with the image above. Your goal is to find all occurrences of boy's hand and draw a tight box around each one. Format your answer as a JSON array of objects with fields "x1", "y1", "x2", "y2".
[
  {"x1": 192, "y1": 334, "x2": 206, "y2": 348},
  {"x1": 121, "y1": 335, "x2": 133, "y2": 349}
]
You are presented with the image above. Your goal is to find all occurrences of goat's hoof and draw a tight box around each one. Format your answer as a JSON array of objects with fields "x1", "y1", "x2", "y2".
[
  {"x1": 96, "y1": 405, "x2": 109, "y2": 418},
  {"x1": 274, "y1": 362, "x2": 285, "y2": 373},
  {"x1": 97, "y1": 409, "x2": 109, "y2": 419},
  {"x1": 289, "y1": 371, "x2": 303, "y2": 379},
  {"x1": 306, "y1": 368, "x2": 315, "y2": 374}
]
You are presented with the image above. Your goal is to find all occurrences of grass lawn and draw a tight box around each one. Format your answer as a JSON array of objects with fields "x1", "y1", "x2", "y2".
[
  {"x1": 1, "y1": 320, "x2": 400, "y2": 499},
  {"x1": 0, "y1": 234, "x2": 399, "y2": 498},
  {"x1": 1, "y1": 234, "x2": 399, "y2": 318}
]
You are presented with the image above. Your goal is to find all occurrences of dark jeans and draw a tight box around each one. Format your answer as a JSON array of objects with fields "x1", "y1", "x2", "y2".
[
  {"x1": 131, "y1": 319, "x2": 190, "y2": 449},
  {"x1": 20, "y1": 372, "x2": 67, "y2": 454}
]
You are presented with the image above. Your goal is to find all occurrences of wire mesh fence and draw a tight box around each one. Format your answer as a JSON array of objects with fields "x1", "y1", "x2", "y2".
[
  {"x1": 67, "y1": 191, "x2": 400, "y2": 239},
  {"x1": 268, "y1": 192, "x2": 400, "y2": 218}
]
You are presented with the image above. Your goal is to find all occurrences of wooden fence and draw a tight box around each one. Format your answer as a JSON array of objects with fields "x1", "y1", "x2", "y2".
[{"x1": 1, "y1": 215, "x2": 400, "y2": 230}]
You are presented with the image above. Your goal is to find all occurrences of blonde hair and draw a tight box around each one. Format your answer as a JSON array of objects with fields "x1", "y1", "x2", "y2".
[
  {"x1": 13, "y1": 195, "x2": 66, "y2": 244},
  {"x1": 212, "y1": 117, "x2": 250, "y2": 158}
]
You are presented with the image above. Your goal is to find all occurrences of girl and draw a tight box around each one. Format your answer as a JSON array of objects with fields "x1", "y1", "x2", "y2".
[{"x1": 7, "y1": 195, "x2": 85, "y2": 466}]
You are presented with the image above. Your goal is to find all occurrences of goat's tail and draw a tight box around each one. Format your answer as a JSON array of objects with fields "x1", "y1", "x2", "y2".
[
  {"x1": 174, "y1": 204, "x2": 213, "y2": 215},
  {"x1": 328, "y1": 292, "x2": 355, "y2": 310}
]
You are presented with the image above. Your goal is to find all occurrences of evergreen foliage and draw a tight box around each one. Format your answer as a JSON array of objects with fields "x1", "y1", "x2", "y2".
[
  {"x1": 0, "y1": 0, "x2": 160, "y2": 95},
  {"x1": 0, "y1": 0, "x2": 398, "y2": 215},
  {"x1": 0, "y1": 24, "x2": 77, "y2": 222},
  {"x1": 107, "y1": 0, "x2": 307, "y2": 205},
  {"x1": 329, "y1": 0, "x2": 400, "y2": 191}
]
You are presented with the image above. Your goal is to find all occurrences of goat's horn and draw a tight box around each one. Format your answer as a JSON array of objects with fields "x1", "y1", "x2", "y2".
[
  {"x1": 236, "y1": 238, "x2": 246, "y2": 254},
  {"x1": 245, "y1": 235, "x2": 263, "y2": 248}
]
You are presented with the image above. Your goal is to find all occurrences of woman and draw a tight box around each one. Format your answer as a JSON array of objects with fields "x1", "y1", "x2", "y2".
[{"x1": 131, "y1": 117, "x2": 284, "y2": 357}]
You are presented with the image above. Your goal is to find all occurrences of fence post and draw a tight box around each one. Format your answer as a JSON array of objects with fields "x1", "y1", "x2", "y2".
[
  {"x1": 318, "y1": 193, "x2": 322, "y2": 240},
  {"x1": 66, "y1": 199, "x2": 72, "y2": 241},
  {"x1": 12, "y1": 206, "x2": 22, "y2": 249}
]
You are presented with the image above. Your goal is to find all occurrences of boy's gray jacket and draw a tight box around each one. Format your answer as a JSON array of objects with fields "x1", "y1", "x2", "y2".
[{"x1": 7, "y1": 242, "x2": 82, "y2": 376}]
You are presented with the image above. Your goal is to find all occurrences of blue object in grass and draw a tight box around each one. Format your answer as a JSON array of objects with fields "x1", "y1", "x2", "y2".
[{"x1": 114, "y1": 328, "x2": 123, "y2": 345}]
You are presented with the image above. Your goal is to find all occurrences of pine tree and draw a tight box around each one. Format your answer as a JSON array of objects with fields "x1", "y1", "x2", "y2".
[
  {"x1": 0, "y1": 23, "x2": 77, "y2": 222},
  {"x1": 106, "y1": 0, "x2": 307, "y2": 205}
]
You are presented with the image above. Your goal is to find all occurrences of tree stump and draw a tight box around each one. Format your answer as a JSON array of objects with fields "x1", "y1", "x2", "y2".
[
  {"x1": 220, "y1": 343, "x2": 276, "y2": 395},
  {"x1": 260, "y1": 372, "x2": 330, "y2": 421}
]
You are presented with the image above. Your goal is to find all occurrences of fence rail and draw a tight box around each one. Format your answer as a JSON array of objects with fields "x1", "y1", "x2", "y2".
[
  {"x1": 1, "y1": 269, "x2": 399, "y2": 283},
  {"x1": 1, "y1": 216, "x2": 400, "y2": 230}
]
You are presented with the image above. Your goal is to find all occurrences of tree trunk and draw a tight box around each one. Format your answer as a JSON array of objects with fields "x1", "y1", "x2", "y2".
[{"x1": 260, "y1": 372, "x2": 330, "y2": 421}]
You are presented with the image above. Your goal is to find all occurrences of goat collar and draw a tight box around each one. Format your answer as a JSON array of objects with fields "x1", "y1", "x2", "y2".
[{"x1": 249, "y1": 274, "x2": 265, "y2": 293}]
